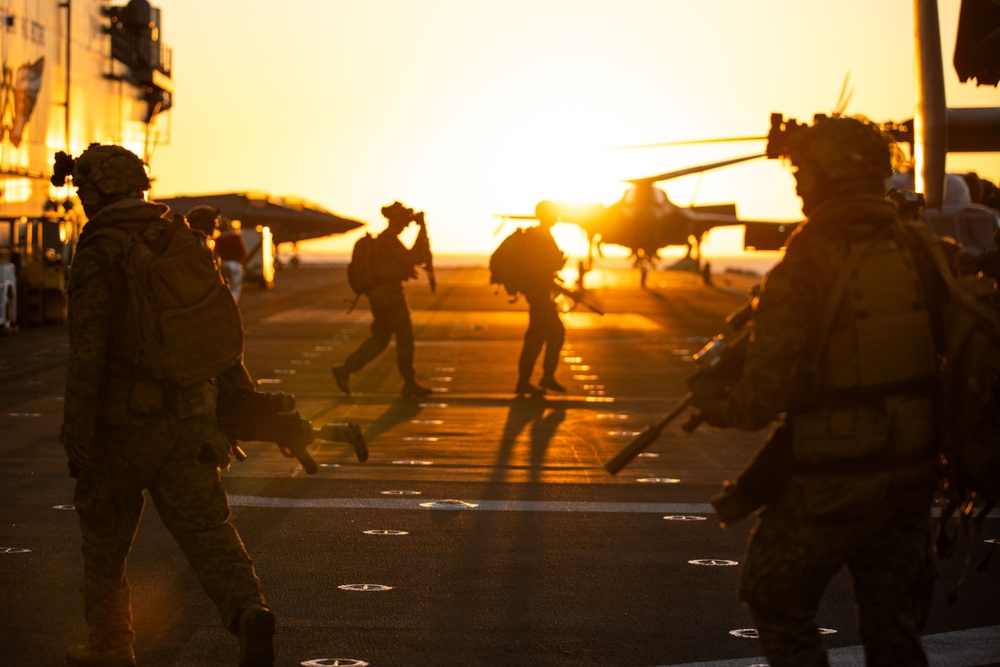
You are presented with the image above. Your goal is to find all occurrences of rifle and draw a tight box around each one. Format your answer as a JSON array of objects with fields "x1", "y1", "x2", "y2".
[
  {"x1": 413, "y1": 211, "x2": 436, "y2": 293},
  {"x1": 553, "y1": 279, "x2": 604, "y2": 315},
  {"x1": 603, "y1": 287, "x2": 757, "y2": 474},
  {"x1": 218, "y1": 390, "x2": 369, "y2": 474}
]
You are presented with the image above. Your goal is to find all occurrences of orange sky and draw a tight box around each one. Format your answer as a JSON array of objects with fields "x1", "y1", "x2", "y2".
[{"x1": 151, "y1": 0, "x2": 1000, "y2": 259}]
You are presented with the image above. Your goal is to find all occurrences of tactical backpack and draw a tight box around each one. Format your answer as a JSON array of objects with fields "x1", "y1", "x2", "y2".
[
  {"x1": 94, "y1": 214, "x2": 245, "y2": 386},
  {"x1": 347, "y1": 233, "x2": 377, "y2": 296},
  {"x1": 489, "y1": 228, "x2": 528, "y2": 296},
  {"x1": 907, "y1": 224, "x2": 1000, "y2": 554},
  {"x1": 916, "y1": 227, "x2": 1000, "y2": 508}
]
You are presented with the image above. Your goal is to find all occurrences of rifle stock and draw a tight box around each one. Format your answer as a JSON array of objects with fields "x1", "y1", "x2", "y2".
[
  {"x1": 604, "y1": 393, "x2": 692, "y2": 474},
  {"x1": 217, "y1": 390, "x2": 320, "y2": 474}
]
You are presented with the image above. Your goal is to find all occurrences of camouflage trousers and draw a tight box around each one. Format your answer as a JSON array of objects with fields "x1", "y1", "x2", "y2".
[
  {"x1": 738, "y1": 482, "x2": 936, "y2": 667},
  {"x1": 73, "y1": 414, "x2": 266, "y2": 648},
  {"x1": 518, "y1": 291, "x2": 565, "y2": 380},
  {"x1": 344, "y1": 285, "x2": 416, "y2": 381}
]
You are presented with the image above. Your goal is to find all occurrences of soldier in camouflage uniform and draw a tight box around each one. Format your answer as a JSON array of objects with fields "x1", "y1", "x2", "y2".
[
  {"x1": 514, "y1": 200, "x2": 569, "y2": 397},
  {"x1": 58, "y1": 145, "x2": 274, "y2": 667},
  {"x1": 332, "y1": 201, "x2": 431, "y2": 397},
  {"x1": 690, "y1": 118, "x2": 942, "y2": 666}
]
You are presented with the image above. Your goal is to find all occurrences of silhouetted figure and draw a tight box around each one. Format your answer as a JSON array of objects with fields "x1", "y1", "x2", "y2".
[
  {"x1": 56, "y1": 145, "x2": 274, "y2": 667},
  {"x1": 701, "y1": 261, "x2": 713, "y2": 286},
  {"x1": 513, "y1": 201, "x2": 567, "y2": 397},
  {"x1": 333, "y1": 201, "x2": 431, "y2": 397},
  {"x1": 216, "y1": 217, "x2": 248, "y2": 301},
  {"x1": 187, "y1": 206, "x2": 248, "y2": 301},
  {"x1": 690, "y1": 118, "x2": 941, "y2": 666}
]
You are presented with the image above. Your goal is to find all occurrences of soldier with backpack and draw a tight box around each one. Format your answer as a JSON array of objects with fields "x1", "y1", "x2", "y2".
[
  {"x1": 333, "y1": 201, "x2": 432, "y2": 397},
  {"x1": 687, "y1": 117, "x2": 945, "y2": 667},
  {"x1": 490, "y1": 200, "x2": 569, "y2": 397},
  {"x1": 56, "y1": 145, "x2": 275, "y2": 667}
]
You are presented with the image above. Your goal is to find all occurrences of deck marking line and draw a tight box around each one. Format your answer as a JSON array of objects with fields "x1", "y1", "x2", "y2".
[
  {"x1": 229, "y1": 495, "x2": 714, "y2": 514},
  {"x1": 657, "y1": 624, "x2": 1000, "y2": 667},
  {"x1": 228, "y1": 495, "x2": 1000, "y2": 518}
]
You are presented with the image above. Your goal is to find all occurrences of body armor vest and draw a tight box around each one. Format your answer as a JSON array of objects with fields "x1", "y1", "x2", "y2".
[{"x1": 819, "y1": 233, "x2": 937, "y2": 394}]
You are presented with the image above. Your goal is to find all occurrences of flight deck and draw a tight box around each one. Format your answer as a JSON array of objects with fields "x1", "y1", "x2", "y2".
[{"x1": 1, "y1": 265, "x2": 997, "y2": 667}]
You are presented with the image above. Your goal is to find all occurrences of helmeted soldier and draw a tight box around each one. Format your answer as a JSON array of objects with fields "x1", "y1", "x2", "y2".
[
  {"x1": 186, "y1": 204, "x2": 248, "y2": 301},
  {"x1": 186, "y1": 204, "x2": 221, "y2": 237},
  {"x1": 332, "y1": 201, "x2": 432, "y2": 397},
  {"x1": 689, "y1": 117, "x2": 943, "y2": 666},
  {"x1": 58, "y1": 144, "x2": 275, "y2": 667},
  {"x1": 514, "y1": 199, "x2": 568, "y2": 397}
]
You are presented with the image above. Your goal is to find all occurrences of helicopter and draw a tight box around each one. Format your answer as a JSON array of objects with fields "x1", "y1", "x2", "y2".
[
  {"x1": 501, "y1": 0, "x2": 1000, "y2": 289},
  {"x1": 497, "y1": 152, "x2": 801, "y2": 286}
]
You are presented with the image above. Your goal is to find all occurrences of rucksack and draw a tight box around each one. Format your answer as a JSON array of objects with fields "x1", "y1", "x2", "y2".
[
  {"x1": 347, "y1": 233, "x2": 377, "y2": 296},
  {"x1": 907, "y1": 224, "x2": 1000, "y2": 550},
  {"x1": 94, "y1": 214, "x2": 245, "y2": 386},
  {"x1": 490, "y1": 228, "x2": 528, "y2": 296}
]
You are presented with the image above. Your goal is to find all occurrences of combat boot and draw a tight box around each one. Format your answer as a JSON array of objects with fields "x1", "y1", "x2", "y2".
[
  {"x1": 66, "y1": 642, "x2": 136, "y2": 667},
  {"x1": 401, "y1": 379, "x2": 432, "y2": 397},
  {"x1": 332, "y1": 365, "x2": 352, "y2": 396},
  {"x1": 347, "y1": 422, "x2": 369, "y2": 462},
  {"x1": 515, "y1": 379, "x2": 545, "y2": 397},
  {"x1": 238, "y1": 603, "x2": 275, "y2": 667},
  {"x1": 539, "y1": 373, "x2": 566, "y2": 393}
]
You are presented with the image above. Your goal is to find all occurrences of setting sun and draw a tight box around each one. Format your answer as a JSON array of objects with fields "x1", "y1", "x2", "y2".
[{"x1": 151, "y1": 0, "x2": 1000, "y2": 263}]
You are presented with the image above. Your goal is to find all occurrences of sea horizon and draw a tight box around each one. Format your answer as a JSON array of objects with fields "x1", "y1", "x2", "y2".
[{"x1": 281, "y1": 250, "x2": 783, "y2": 278}]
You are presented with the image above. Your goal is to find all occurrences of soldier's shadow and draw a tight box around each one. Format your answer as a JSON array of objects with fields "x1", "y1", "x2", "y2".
[
  {"x1": 362, "y1": 397, "x2": 425, "y2": 442},
  {"x1": 488, "y1": 398, "x2": 566, "y2": 488}
]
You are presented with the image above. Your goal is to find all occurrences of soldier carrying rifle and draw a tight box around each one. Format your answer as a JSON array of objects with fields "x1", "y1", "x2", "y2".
[
  {"x1": 334, "y1": 201, "x2": 433, "y2": 397},
  {"x1": 490, "y1": 200, "x2": 582, "y2": 397},
  {"x1": 57, "y1": 145, "x2": 277, "y2": 667},
  {"x1": 687, "y1": 117, "x2": 943, "y2": 667}
]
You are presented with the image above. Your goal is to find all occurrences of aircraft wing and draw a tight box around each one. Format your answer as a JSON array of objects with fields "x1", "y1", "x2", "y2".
[
  {"x1": 687, "y1": 206, "x2": 801, "y2": 251},
  {"x1": 741, "y1": 219, "x2": 801, "y2": 251},
  {"x1": 155, "y1": 192, "x2": 366, "y2": 245}
]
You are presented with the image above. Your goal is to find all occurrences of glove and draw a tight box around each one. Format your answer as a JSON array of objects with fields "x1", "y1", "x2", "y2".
[
  {"x1": 689, "y1": 396, "x2": 733, "y2": 428},
  {"x1": 687, "y1": 373, "x2": 734, "y2": 428}
]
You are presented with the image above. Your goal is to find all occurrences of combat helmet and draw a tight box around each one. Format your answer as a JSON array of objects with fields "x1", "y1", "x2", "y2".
[
  {"x1": 771, "y1": 114, "x2": 894, "y2": 183},
  {"x1": 63, "y1": 143, "x2": 150, "y2": 196},
  {"x1": 535, "y1": 200, "x2": 560, "y2": 225},
  {"x1": 186, "y1": 205, "x2": 221, "y2": 234},
  {"x1": 381, "y1": 201, "x2": 414, "y2": 221}
]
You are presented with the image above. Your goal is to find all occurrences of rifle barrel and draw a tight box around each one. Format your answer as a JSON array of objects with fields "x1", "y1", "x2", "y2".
[
  {"x1": 554, "y1": 282, "x2": 604, "y2": 316},
  {"x1": 604, "y1": 393, "x2": 692, "y2": 474}
]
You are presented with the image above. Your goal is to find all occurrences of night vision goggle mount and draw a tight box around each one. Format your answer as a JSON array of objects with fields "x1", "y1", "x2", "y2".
[
  {"x1": 766, "y1": 112, "x2": 912, "y2": 159},
  {"x1": 766, "y1": 112, "x2": 808, "y2": 160}
]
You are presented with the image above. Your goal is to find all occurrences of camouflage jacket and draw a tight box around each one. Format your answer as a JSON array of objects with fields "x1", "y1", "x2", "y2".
[{"x1": 724, "y1": 194, "x2": 940, "y2": 430}]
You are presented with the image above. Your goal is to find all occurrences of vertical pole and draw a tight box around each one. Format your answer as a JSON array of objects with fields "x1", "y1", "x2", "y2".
[
  {"x1": 914, "y1": 0, "x2": 947, "y2": 208},
  {"x1": 58, "y1": 1, "x2": 71, "y2": 152}
]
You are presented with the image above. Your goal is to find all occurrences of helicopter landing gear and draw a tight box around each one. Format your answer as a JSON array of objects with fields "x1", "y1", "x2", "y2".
[{"x1": 634, "y1": 252, "x2": 656, "y2": 288}]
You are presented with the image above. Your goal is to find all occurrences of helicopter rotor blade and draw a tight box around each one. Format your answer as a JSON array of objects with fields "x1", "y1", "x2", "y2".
[
  {"x1": 628, "y1": 153, "x2": 767, "y2": 185},
  {"x1": 594, "y1": 135, "x2": 766, "y2": 152}
]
